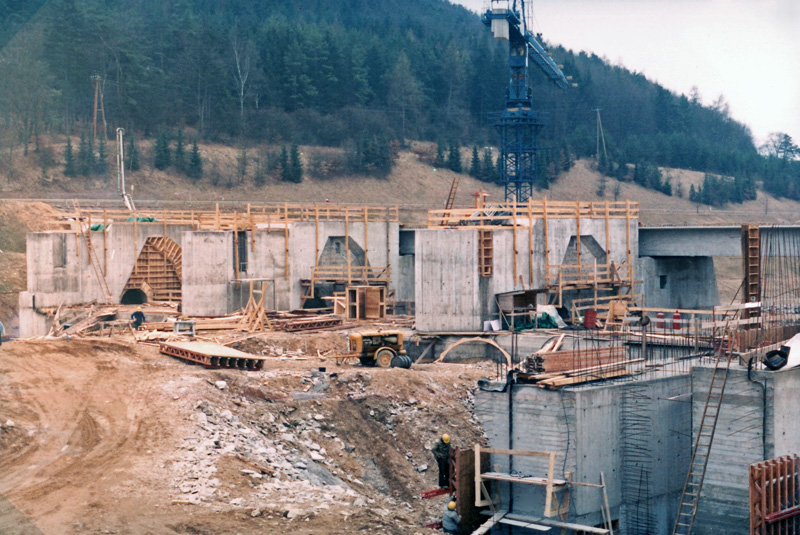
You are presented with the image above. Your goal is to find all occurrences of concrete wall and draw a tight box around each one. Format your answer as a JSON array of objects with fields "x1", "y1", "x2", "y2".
[
  {"x1": 182, "y1": 231, "x2": 233, "y2": 317},
  {"x1": 691, "y1": 364, "x2": 800, "y2": 535},
  {"x1": 474, "y1": 374, "x2": 690, "y2": 533},
  {"x1": 288, "y1": 220, "x2": 400, "y2": 310},
  {"x1": 415, "y1": 229, "x2": 480, "y2": 331},
  {"x1": 20, "y1": 224, "x2": 191, "y2": 337},
  {"x1": 640, "y1": 226, "x2": 800, "y2": 258},
  {"x1": 415, "y1": 216, "x2": 637, "y2": 332},
  {"x1": 640, "y1": 256, "x2": 720, "y2": 309},
  {"x1": 639, "y1": 227, "x2": 742, "y2": 257},
  {"x1": 691, "y1": 365, "x2": 771, "y2": 535}
]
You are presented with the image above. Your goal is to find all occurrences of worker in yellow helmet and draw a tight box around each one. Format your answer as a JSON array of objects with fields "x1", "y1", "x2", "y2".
[
  {"x1": 131, "y1": 307, "x2": 146, "y2": 329},
  {"x1": 442, "y1": 499, "x2": 461, "y2": 534},
  {"x1": 432, "y1": 433, "x2": 451, "y2": 488}
]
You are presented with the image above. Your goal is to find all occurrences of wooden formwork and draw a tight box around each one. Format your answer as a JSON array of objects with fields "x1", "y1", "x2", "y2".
[
  {"x1": 123, "y1": 236, "x2": 182, "y2": 302},
  {"x1": 750, "y1": 455, "x2": 800, "y2": 535},
  {"x1": 428, "y1": 199, "x2": 639, "y2": 307},
  {"x1": 46, "y1": 203, "x2": 399, "y2": 232}
]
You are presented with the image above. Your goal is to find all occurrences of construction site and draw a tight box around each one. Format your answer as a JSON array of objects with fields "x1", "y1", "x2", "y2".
[
  {"x1": 3, "y1": 2, "x2": 800, "y2": 535},
  {"x1": 2, "y1": 189, "x2": 800, "y2": 535}
]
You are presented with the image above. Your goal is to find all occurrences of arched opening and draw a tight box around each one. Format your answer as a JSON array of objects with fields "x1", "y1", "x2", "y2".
[
  {"x1": 123, "y1": 236, "x2": 182, "y2": 303},
  {"x1": 121, "y1": 288, "x2": 148, "y2": 305}
]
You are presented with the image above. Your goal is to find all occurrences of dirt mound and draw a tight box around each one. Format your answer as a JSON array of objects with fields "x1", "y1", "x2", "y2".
[{"x1": 0, "y1": 337, "x2": 492, "y2": 534}]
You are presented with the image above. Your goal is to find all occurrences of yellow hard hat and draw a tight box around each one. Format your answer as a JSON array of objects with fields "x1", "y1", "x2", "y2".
[
  {"x1": 136, "y1": 307, "x2": 142, "y2": 312},
  {"x1": 442, "y1": 434, "x2": 450, "y2": 444},
  {"x1": 448, "y1": 501, "x2": 456, "y2": 510}
]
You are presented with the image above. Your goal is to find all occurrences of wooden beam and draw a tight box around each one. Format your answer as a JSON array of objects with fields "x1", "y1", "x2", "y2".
[
  {"x1": 345, "y1": 205, "x2": 351, "y2": 285},
  {"x1": 543, "y1": 197, "x2": 550, "y2": 286},
  {"x1": 284, "y1": 202, "x2": 289, "y2": 279},
  {"x1": 512, "y1": 197, "x2": 518, "y2": 285},
  {"x1": 363, "y1": 206, "x2": 369, "y2": 271},
  {"x1": 528, "y1": 199, "x2": 533, "y2": 286},
  {"x1": 575, "y1": 202, "x2": 582, "y2": 282}
]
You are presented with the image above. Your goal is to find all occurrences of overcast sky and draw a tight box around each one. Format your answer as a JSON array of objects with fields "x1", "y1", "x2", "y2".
[{"x1": 450, "y1": 0, "x2": 800, "y2": 147}]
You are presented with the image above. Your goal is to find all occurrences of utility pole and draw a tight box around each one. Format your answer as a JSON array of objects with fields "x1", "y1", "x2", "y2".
[
  {"x1": 91, "y1": 74, "x2": 108, "y2": 141},
  {"x1": 594, "y1": 108, "x2": 608, "y2": 163}
]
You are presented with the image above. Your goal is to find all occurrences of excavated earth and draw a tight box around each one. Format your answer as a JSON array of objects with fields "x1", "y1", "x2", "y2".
[{"x1": 0, "y1": 335, "x2": 491, "y2": 535}]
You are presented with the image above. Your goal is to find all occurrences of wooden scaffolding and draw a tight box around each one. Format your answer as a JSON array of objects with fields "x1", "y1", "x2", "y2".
[
  {"x1": 46, "y1": 203, "x2": 398, "y2": 309},
  {"x1": 428, "y1": 199, "x2": 639, "y2": 307},
  {"x1": 123, "y1": 236, "x2": 182, "y2": 302}
]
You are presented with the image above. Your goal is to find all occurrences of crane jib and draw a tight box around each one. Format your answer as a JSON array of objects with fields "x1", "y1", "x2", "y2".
[{"x1": 482, "y1": 9, "x2": 570, "y2": 91}]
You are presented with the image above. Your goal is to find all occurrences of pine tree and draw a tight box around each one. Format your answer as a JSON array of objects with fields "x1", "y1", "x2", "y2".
[
  {"x1": 237, "y1": 146, "x2": 248, "y2": 184},
  {"x1": 187, "y1": 139, "x2": 203, "y2": 180},
  {"x1": 597, "y1": 175, "x2": 607, "y2": 197},
  {"x1": 77, "y1": 133, "x2": 94, "y2": 176},
  {"x1": 96, "y1": 137, "x2": 108, "y2": 176},
  {"x1": 128, "y1": 134, "x2": 140, "y2": 171},
  {"x1": 469, "y1": 146, "x2": 480, "y2": 177},
  {"x1": 154, "y1": 130, "x2": 171, "y2": 170},
  {"x1": 174, "y1": 129, "x2": 186, "y2": 172},
  {"x1": 280, "y1": 146, "x2": 291, "y2": 182},
  {"x1": 494, "y1": 152, "x2": 503, "y2": 184},
  {"x1": 447, "y1": 142, "x2": 462, "y2": 173},
  {"x1": 435, "y1": 141, "x2": 446, "y2": 168},
  {"x1": 290, "y1": 142, "x2": 303, "y2": 183},
  {"x1": 63, "y1": 137, "x2": 77, "y2": 177},
  {"x1": 481, "y1": 148, "x2": 493, "y2": 182}
]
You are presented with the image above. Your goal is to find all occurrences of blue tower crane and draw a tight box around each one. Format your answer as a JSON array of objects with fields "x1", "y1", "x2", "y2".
[{"x1": 482, "y1": 0, "x2": 573, "y2": 202}]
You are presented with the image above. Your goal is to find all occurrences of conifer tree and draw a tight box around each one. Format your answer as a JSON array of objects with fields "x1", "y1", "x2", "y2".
[
  {"x1": 435, "y1": 141, "x2": 446, "y2": 168},
  {"x1": 290, "y1": 142, "x2": 303, "y2": 183},
  {"x1": 174, "y1": 129, "x2": 186, "y2": 172},
  {"x1": 128, "y1": 134, "x2": 140, "y2": 171},
  {"x1": 187, "y1": 139, "x2": 203, "y2": 180},
  {"x1": 154, "y1": 130, "x2": 171, "y2": 170},
  {"x1": 494, "y1": 152, "x2": 503, "y2": 183},
  {"x1": 63, "y1": 137, "x2": 77, "y2": 177},
  {"x1": 280, "y1": 146, "x2": 291, "y2": 182},
  {"x1": 447, "y1": 142, "x2": 462, "y2": 173},
  {"x1": 481, "y1": 148, "x2": 493, "y2": 182},
  {"x1": 96, "y1": 137, "x2": 108, "y2": 176},
  {"x1": 469, "y1": 146, "x2": 480, "y2": 177},
  {"x1": 77, "y1": 132, "x2": 94, "y2": 176}
]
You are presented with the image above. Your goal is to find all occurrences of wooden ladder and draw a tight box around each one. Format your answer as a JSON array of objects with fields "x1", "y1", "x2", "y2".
[
  {"x1": 742, "y1": 225, "x2": 760, "y2": 315},
  {"x1": 478, "y1": 230, "x2": 493, "y2": 277},
  {"x1": 440, "y1": 175, "x2": 461, "y2": 225},
  {"x1": 672, "y1": 332, "x2": 734, "y2": 535}
]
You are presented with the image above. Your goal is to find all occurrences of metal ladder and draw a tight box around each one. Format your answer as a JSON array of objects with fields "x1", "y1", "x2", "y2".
[{"x1": 672, "y1": 332, "x2": 734, "y2": 535}]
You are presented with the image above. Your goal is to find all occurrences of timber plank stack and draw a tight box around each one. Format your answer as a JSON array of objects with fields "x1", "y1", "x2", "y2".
[{"x1": 525, "y1": 345, "x2": 625, "y2": 374}]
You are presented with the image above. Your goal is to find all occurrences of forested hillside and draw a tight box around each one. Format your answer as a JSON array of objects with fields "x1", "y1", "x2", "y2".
[{"x1": 0, "y1": 0, "x2": 797, "y2": 202}]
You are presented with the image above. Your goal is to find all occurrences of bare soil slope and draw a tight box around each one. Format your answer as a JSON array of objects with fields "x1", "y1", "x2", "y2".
[{"x1": 0, "y1": 336, "x2": 490, "y2": 535}]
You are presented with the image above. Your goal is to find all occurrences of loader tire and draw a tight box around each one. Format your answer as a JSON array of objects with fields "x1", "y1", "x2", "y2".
[{"x1": 376, "y1": 348, "x2": 396, "y2": 368}]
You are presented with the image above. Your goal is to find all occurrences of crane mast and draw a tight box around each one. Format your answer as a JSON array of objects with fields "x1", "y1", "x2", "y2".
[{"x1": 482, "y1": 0, "x2": 572, "y2": 202}]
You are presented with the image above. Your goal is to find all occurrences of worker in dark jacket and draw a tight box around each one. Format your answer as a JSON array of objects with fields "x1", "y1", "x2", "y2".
[
  {"x1": 442, "y1": 500, "x2": 461, "y2": 534},
  {"x1": 432, "y1": 433, "x2": 451, "y2": 488},
  {"x1": 131, "y1": 307, "x2": 146, "y2": 329}
]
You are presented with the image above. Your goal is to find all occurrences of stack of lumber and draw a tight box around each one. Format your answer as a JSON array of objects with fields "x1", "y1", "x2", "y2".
[
  {"x1": 523, "y1": 359, "x2": 643, "y2": 389},
  {"x1": 520, "y1": 335, "x2": 638, "y2": 388},
  {"x1": 526, "y1": 345, "x2": 626, "y2": 374}
]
